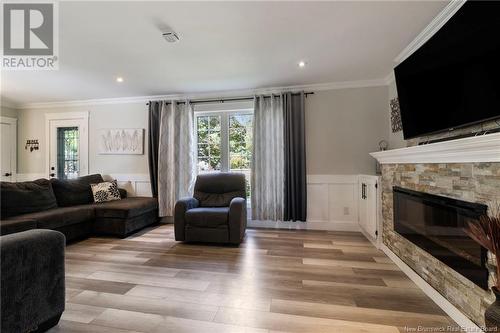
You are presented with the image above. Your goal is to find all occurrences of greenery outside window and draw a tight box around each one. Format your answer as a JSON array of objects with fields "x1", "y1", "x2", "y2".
[{"x1": 195, "y1": 110, "x2": 253, "y2": 200}]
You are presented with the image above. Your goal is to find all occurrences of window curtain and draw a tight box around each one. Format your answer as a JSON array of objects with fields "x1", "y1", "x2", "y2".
[
  {"x1": 148, "y1": 101, "x2": 162, "y2": 198},
  {"x1": 251, "y1": 95, "x2": 284, "y2": 221},
  {"x1": 283, "y1": 92, "x2": 307, "y2": 221},
  {"x1": 156, "y1": 101, "x2": 196, "y2": 217}
]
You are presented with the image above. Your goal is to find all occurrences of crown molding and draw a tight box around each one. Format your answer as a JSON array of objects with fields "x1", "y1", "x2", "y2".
[
  {"x1": 394, "y1": 0, "x2": 466, "y2": 64},
  {"x1": 383, "y1": 71, "x2": 395, "y2": 86},
  {"x1": 1, "y1": 98, "x2": 22, "y2": 110},
  {"x1": 370, "y1": 132, "x2": 500, "y2": 164},
  {"x1": 17, "y1": 78, "x2": 389, "y2": 110}
]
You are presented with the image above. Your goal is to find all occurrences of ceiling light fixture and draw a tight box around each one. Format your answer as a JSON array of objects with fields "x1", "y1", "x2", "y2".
[
  {"x1": 163, "y1": 31, "x2": 180, "y2": 43},
  {"x1": 116, "y1": 77, "x2": 124, "y2": 83},
  {"x1": 298, "y1": 61, "x2": 306, "y2": 68}
]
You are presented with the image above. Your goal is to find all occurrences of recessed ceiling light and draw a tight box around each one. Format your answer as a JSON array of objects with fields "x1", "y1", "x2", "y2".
[
  {"x1": 298, "y1": 61, "x2": 306, "y2": 68},
  {"x1": 116, "y1": 77, "x2": 124, "y2": 83}
]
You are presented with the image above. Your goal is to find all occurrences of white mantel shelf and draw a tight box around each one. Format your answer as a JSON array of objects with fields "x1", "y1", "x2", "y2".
[{"x1": 370, "y1": 132, "x2": 500, "y2": 164}]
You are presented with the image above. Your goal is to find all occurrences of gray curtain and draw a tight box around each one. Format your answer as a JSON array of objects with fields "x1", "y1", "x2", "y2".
[
  {"x1": 148, "y1": 101, "x2": 161, "y2": 198},
  {"x1": 251, "y1": 95, "x2": 284, "y2": 221},
  {"x1": 157, "y1": 101, "x2": 196, "y2": 217},
  {"x1": 283, "y1": 92, "x2": 307, "y2": 221}
]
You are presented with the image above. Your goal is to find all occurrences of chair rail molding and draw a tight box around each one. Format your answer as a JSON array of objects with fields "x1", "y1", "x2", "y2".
[{"x1": 370, "y1": 133, "x2": 500, "y2": 164}]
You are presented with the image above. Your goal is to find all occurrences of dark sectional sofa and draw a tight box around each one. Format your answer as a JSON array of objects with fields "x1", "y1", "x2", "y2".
[
  {"x1": 0, "y1": 174, "x2": 159, "y2": 241},
  {"x1": 0, "y1": 174, "x2": 159, "y2": 332}
]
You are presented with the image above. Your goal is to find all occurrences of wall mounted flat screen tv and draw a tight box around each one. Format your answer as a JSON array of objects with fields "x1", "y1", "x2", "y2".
[{"x1": 394, "y1": 1, "x2": 500, "y2": 140}]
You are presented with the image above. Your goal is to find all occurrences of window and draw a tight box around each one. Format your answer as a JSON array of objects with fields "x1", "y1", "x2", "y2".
[
  {"x1": 196, "y1": 110, "x2": 253, "y2": 199},
  {"x1": 56, "y1": 127, "x2": 79, "y2": 179}
]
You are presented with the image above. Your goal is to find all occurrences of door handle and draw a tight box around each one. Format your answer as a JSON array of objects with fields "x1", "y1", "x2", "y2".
[
  {"x1": 4, "y1": 172, "x2": 12, "y2": 176},
  {"x1": 49, "y1": 173, "x2": 55, "y2": 177}
]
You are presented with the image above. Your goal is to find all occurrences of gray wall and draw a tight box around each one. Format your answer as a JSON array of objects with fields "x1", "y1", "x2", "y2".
[
  {"x1": 1, "y1": 106, "x2": 19, "y2": 118},
  {"x1": 306, "y1": 86, "x2": 390, "y2": 175},
  {"x1": 15, "y1": 86, "x2": 390, "y2": 176},
  {"x1": 16, "y1": 102, "x2": 148, "y2": 174}
]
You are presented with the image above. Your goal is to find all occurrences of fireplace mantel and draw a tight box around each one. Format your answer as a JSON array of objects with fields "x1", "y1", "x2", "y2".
[{"x1": 370, "y1": 132, "x2": 500, "y2": 164}]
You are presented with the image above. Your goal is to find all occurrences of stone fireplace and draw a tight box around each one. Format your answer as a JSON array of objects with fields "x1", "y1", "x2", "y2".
[{"x1": 371, "y1": 133, "x2": 500, "y2": 327}]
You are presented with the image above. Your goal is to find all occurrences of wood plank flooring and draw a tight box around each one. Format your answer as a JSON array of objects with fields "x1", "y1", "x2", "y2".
[{"x1": 47, "y1": 224, "x2": 455, "y2": 333}]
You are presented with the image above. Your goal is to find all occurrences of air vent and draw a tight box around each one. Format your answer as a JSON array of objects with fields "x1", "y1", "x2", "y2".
[{"x1": 162, "y1": 32, "x2": 179, "y2": 43}]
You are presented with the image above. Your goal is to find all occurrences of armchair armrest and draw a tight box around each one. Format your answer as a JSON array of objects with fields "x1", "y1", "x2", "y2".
[
  {"x1": 1, "y1": 229, "x2": 65, "y2": 332},
  {"x1": 228, "y1": 197, "x2": 247, "y2": 244},
  {"x1": 174, "y1": 197, "x2": 199, "y2": 241}
]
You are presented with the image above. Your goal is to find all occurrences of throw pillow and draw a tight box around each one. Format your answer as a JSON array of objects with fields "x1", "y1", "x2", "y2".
[{"x1": 90, "y1": 180, "x2": 121, "y2": 203}]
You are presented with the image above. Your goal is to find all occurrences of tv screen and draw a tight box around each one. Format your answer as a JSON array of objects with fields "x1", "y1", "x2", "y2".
[{"x1": 394, "y1": 1, "x2": 500, "y2": 140}]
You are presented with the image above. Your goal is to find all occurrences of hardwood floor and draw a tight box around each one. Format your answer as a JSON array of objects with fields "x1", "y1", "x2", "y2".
[{"x1": 48, "y1": 224, "x2": 455, "y2": 333}]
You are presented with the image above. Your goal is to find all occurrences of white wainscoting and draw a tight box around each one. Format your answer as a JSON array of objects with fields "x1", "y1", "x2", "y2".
[
  {"x1": 248, "y1": 174, "x2": 360, "y2": 232},
  {"x1": 102, "y1": 173, "x2": 152, "y2": 197},
  {"x1": 306, "y1": 174, "x2": 360, "y2": 231},
  {"x1": 15, "y1": 173, "x2": 152, "y2": 197}
]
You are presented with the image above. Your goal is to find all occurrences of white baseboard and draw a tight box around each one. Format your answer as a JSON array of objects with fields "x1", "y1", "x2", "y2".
[
  {"x1": 359, "y1": 227, "x2": 380, "y2": 249},
  {"x1": 248, "y1": 219, "x2": 360, "y2": 232},
  {"x1": 381, "y1": 244, "x2": 481, "y2": 331}
]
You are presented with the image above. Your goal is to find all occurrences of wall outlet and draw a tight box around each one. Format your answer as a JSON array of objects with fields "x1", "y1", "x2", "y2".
[{"x1": 343, "y1": 207, "x2": 350, "y2": 215}]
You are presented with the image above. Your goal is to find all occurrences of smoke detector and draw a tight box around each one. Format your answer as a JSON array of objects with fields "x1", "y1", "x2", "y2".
[{"x1": 162, "y1": 31, "x2": 180, "y2": 43}]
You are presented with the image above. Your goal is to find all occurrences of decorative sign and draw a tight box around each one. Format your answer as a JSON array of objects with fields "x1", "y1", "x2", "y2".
[
  {"x1": 98, "y1": 129, "x2": 144, "y2": 155},
  {"x1": 390, "y1": 97, "x2": 403, "y2": 133}
]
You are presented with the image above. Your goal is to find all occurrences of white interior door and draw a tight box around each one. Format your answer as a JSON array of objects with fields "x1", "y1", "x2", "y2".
[
  {"x1": 1, "y1": 117, "x2": 17, "y2": 182},
  {"x1": 47, "y1": 114, "x2": 88, "y2": 179}
]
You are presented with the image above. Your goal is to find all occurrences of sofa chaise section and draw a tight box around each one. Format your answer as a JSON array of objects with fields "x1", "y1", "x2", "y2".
[{"x1": 93, "y1": 197, "x2": 159, "y2": 237}]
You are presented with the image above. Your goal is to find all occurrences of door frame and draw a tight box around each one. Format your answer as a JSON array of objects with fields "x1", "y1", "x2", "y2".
[
  {"x1": 1, "y1": 116, "x2": 17, "y2": 182},
  {"x1": 45, "y1": 112, "x2": 89, "y2": 178}
]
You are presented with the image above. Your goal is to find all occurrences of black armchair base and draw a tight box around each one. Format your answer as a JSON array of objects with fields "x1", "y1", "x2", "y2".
[{"x1": 184, "y1": 225, "x2": 231, "y2": 244}]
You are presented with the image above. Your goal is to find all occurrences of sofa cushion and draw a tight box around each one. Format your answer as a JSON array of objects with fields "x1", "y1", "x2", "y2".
[
  {"x1": 19, "y1": 205, "x2": 95, "y2": 230},
  {"x1": 94, "y1": 197, "x2": 158, "y2": 219},
  {"x1": 0, "y1": 218, "x2": 37, "y2": 235},
  {"x1": 194, "y1": 173, "x2": 246, "y2": 207},
  {"x1": 185, "y1": 207, "x2": 229, "y2": 228},
  {"x1": 50, "y1": 174, "x2": 104, "y2": 207},
  {"x1": 1, "y1": 179, "x2": 58, "y2": 219}
]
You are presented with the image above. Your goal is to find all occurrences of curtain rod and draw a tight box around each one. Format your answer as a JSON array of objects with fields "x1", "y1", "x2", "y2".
[{"x1": 146, "y1": 92, "x2": 314, "y2": 106}]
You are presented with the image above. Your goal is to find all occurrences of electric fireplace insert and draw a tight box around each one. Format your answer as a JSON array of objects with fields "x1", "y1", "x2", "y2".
[{"x1": 393, "y1": 186, "x2": 489, "y2": 289}]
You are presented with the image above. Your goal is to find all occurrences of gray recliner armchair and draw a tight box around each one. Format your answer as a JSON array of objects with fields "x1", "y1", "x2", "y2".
[{"x1": 174, "y1": 173, "x2": 247, "y2": 244}]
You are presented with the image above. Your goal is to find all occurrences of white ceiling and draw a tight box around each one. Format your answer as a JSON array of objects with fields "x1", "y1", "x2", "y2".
[{"x1": 1, "y1": 1, "x2": 448, "y2": 106}]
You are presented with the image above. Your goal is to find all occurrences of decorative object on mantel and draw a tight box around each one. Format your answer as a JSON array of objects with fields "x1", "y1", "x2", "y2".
[
  {"x1": 390, "y1": 97, "x2": 403, "y2": 133},
  {"x1": 98, "y1": 129, "x2": 144, "y2": 155},
  {"x1": 466, "y1": 205, "x2": 500, "y2": 330},
  {"x1": 375, "y1": 140, "x2": 388, "y2": 175},
  {"x1": 25, "y1": 139, "x2": 39, "y2": 152}
]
